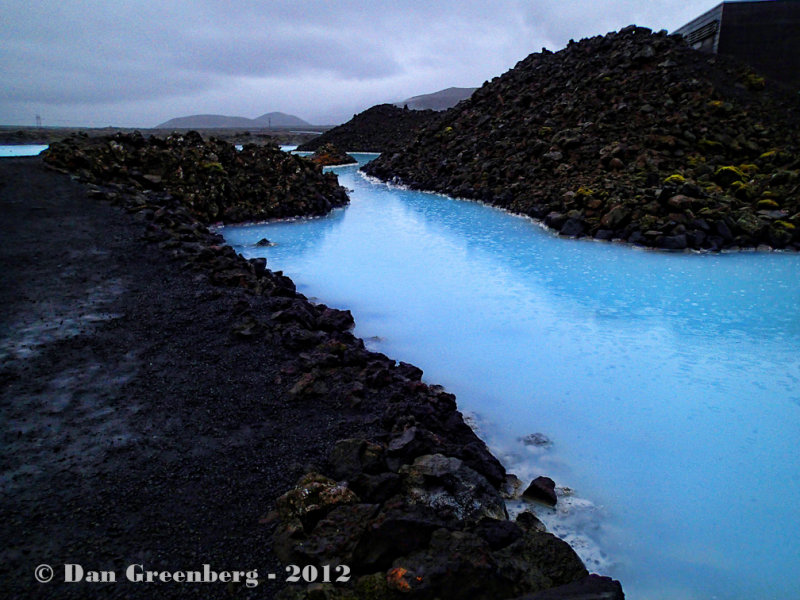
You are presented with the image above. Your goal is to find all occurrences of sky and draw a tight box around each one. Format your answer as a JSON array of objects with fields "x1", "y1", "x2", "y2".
[{"x1": 0, "y1": 0, "x2": 725, "y2": 127}]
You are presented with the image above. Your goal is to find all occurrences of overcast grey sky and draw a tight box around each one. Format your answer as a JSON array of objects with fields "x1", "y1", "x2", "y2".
[{"x1": 0, "y1": 0, "x2": 722, "y2": 127}]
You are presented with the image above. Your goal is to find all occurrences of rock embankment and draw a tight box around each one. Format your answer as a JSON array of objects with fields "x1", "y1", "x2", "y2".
[
  {"x1": 39, "y1": 137, "x2": 623, "y2": 598},
  {"x1": 364, "y1": 26, "x2": 800, "y2": 251},
  {"x1": 308, "y1": 142, "x2": 358, "y2": 166},
  {"x1": 297, "y1": 104, "x2": 438, "y2": 153},
  {"x1": 44, "y1": 131, "x2": 348, "y2": 223}
]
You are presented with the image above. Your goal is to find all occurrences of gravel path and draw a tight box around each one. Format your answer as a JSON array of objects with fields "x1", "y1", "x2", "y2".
[{"x1": 0, "y1": 157, "x2": 381, "y2": 599}]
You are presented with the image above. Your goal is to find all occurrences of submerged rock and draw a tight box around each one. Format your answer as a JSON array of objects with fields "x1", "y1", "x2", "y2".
[{"x1": 520, "y1": 432, "x2": 553, "y2": 447}]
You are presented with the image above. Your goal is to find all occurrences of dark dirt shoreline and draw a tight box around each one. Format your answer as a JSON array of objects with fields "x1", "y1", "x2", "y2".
[
  {"x1": 0, "y1": 156, "x2": 383, "y2": 599},
  {"x1": 0, "y1": 155, "x2": 622, "y2": 599}
]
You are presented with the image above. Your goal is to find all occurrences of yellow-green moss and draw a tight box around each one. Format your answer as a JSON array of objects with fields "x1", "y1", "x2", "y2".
[
  {"x1": 743, "y1": 72, "x2": 766, "y2": 90},
  {"x1": 698, "y1": 139, "x2": 724, "y2": 153},
  {"x1": 702, "y1": 182, "x2": 723, "y2": 193},
  {"x1": 200, "y1": 161, "x2": 225, "y2": 173},
  {"x1": 714, "y1": 165, "x2": 746, "y2": 185},
  {"x1": 738, "y1": 164, "x2": 759, "y2": 175},
  {"x1": 538, "y1": 126, "x2": 553, "y2": 137},
  {"x1": 759, "y1": 149, "x2": 779, "y2": 160},
  {"x1": 576, "y1": 186, "x2": 594, "y2": 197},
  {"x1": 775, "y1": 220, "x2": 795, "y2": 230},
  {"x1": 757, "y1": 198, "x2": 780, "y2": 209},
  {"x1": 663, "y1": 174, "x2": 686, "y2": 185},
  {"x1": 730, "y1": 180, "x2": 755, "y2": 200}
]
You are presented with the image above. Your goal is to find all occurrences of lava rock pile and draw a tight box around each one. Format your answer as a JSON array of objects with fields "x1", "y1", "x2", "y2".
[
  {"x1": 297, "y1": 104, "x2": 439, "y2": 153},
  {"x1": 44, "y1": 130, "x2": 349, "y2": 223},
  {"x1": 364, "y1": 26, "x2": 800, "y2": 251}
]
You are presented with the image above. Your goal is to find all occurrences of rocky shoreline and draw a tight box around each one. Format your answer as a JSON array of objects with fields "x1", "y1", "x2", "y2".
[
  {"x1": 2, "y1": 135, "x2": 623, "y2": 598},
  {"x1": 363, "y1": 27, "x2": 800, "y2": 252}
]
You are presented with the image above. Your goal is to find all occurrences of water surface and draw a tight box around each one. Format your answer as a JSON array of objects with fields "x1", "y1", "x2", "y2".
[
  {"x1": 0, "y1": 145, "x2": 48, "y2": 157},
  {"x1": 223, "y1": 155, "x2": 800, "y2": 600}
]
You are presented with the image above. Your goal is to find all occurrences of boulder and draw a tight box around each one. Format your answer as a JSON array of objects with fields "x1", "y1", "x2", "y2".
[
  {"x1": 512, "y1": 574, "x2": 625, "y2": 600},
  {"x1": 308, "y1": 143, "x2": 357, "y2": 167},
  {"x1": 399, "y1": 453, "x2": 508, "y2": 523},
  {"x1": 522, "y1": 476, "x2": 558, "y2": 506}
]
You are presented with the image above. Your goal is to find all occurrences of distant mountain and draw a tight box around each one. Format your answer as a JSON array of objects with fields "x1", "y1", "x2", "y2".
[
  {"x1": 253, "y1": 112, "x2": 311, "y2": 127},
  {"x1": 393, "y1": 87, "x2": 477, "y2": 111},
  {"x1": 156, "y1": 112, "x2": 310, "y2": 129}
]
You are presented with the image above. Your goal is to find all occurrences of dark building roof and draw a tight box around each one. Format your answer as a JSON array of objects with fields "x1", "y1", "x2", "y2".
[{"x1": 674, "y1": 0, "x2": 800, "y2": 89}]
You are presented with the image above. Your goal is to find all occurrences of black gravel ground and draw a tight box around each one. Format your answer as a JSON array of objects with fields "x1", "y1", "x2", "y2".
[{"x1": 0, "y1": 157, "x2": 383, "y2": 599}]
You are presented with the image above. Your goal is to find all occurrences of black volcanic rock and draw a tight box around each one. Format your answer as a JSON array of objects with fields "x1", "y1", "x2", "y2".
[
  {"x1": 43, "y1": 131, "x2": 348, "y2": 223},
  {"x1": 523, "y1": 476, "x2": 558, "y2": 506},
  {"x1": 297, "y1": 104, "x2": 439, "y2": 152},
  {"x1": 363, "y1": 26, "x2": 800, "y2": 251},
  {"x1": 308, "y1": 143, "x2": 357, "y2": 166}
]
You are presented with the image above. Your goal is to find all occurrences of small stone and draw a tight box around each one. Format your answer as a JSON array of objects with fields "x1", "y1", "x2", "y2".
[
  {"x1": 560, "y1": 218, "x2": 585, "y2": 237},
  {"x1": 249, "y1": 257, "x2": 266, "y2": 277},
  {"x1": 522, "y1": 476, "x2": 557, "y2": 506}
]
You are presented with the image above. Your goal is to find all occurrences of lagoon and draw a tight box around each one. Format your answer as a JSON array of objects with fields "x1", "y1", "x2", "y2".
[{"x1": 223, "y1": 153, "x2": 800, "y2": 599}]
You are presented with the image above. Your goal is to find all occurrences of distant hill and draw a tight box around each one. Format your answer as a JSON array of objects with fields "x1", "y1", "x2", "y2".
[
  {"x1": 394, "y1": 87, "x2": 477, "y2": 111},
  {"x1": 156, "y1": 112, "x2": 310, "y2": 129},
  {"x1": 296, "y1": 104, "x2": 438, "y2": 153},
  {"x1": 253, "y1": 112, "x2": 311, "y2": 127}
]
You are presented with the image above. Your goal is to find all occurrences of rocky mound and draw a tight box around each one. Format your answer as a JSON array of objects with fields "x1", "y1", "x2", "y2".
[
  {"x1": 297, "y1": 104, "x2": 438, "y2": 153},
  {"x1": 363, "y1": 26, "x2": 800, "y2": 251},
  {"x1": 308, "y1": 142, "x2": 357, "y2": 166},
  {"x1": 43, "y1": 130, "x2": 348, "y2": 223}
]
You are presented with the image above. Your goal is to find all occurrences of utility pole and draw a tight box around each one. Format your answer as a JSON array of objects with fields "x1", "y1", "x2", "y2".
[{"x1": 35, "y1": 114, "x2": 42, "y2": 128}]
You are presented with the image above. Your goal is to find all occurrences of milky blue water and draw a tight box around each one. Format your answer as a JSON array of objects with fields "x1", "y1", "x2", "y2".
[
  {"x1": 222, "y1": 154, "x2": 800, "y2": 600},
  {"x1": 0, "y1": 145, "x2": 49, "y2": 157}
]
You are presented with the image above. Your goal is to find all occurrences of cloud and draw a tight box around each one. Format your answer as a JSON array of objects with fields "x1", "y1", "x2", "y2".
[{"x1": 0, "y1": 0, "x2": 723, "y2": 126}]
